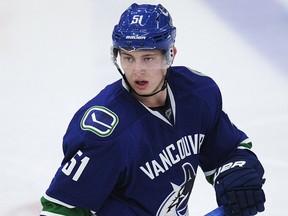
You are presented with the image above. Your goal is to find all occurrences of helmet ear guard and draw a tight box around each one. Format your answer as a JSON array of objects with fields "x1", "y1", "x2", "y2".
[
  {"x1": 111, "y1": 47, "x2": 118, "y2": 64},
  {"x1": 165, "y1": 47, "x2": 175, "y2": 67}
]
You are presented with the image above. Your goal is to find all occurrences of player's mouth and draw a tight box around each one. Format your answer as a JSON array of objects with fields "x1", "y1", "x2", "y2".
[{"x1": 134, "y1": 80, "x2": 148, "y2": 90}]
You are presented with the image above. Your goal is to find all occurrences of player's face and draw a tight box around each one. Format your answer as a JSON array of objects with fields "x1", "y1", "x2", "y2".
[{"x1": 119, "y1": 49, "x2": 167, "y2": 97}]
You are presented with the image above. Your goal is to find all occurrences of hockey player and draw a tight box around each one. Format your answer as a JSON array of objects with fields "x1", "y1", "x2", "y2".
[{"x1": 40, "y1": 3, "x2": 266, "y2": 216}]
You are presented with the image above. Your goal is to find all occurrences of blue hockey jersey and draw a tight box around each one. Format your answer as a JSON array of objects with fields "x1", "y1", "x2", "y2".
[{"x1": 44, "y1": 66, "x2": 248, "y2": 215}]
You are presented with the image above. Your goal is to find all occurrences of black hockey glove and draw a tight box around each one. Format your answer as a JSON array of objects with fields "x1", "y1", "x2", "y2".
[{"x1": 214, "y1": 150, "x2": 265, "y2": 216}]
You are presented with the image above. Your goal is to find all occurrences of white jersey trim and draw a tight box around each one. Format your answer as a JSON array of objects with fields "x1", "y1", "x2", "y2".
[
  {"x1": 44, "y1": 194, "x2": 75, "y2": 208},
  {"x1": 168, "y1": 85, "x2": 176, "y2": 124},
  {"x1": 40, "y1": 210, "x2": 64, "y2": 216},
  {"x1": 139, "y1": 85, "x2": 176, "y2": 126},
  {"x1": 204, "y1": 169, "x2": 217, "y2": 177}
]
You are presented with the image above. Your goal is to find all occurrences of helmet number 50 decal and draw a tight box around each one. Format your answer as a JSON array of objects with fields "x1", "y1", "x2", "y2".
[{"x1": 81, "y1": 106, "x2": 119, "y2": 137}]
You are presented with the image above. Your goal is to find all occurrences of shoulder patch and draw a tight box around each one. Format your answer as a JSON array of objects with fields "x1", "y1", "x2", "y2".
[{"x1": 80, "y1": 106, "x2": 119, "y2": 137}]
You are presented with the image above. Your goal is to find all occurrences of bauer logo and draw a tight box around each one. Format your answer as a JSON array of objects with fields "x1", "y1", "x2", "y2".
[{"x1": 81, "y1": 106, "x2": 119, "y2": 137}]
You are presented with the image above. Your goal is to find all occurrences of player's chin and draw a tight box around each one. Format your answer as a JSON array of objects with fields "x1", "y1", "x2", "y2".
[
  {"x1": 133, "y1": 89, "x2": 150, "y2": 96},
  {"x1": 132, "y1": 86, "x2": 154, "y2": 97}
]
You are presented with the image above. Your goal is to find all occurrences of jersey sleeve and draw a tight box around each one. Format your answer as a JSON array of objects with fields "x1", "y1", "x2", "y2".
[
  {"x1": 43, "y1": 106, "x2": 128, "y2": 213},
  {"x1": 198, "y1": 81, "x2": 249, "y2": 175}
]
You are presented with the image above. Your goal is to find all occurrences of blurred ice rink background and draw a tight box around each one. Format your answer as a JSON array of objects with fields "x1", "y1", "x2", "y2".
[{"x1": 1, "y1": 0, "x2": 287, "y2": 215}]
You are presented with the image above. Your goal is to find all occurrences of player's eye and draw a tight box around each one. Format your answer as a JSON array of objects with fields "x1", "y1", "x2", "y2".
[
  {"x1": 122, "y1": 56, "x2": 133, "y2": 62},
  {"x1": 144, "y1": 57, "x2": 153, "y2": 62}
]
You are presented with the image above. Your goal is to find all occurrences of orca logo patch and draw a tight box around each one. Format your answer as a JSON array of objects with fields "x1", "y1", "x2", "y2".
[
  {"x1": 156, "y1": 163, "x2": 196, "y2": 216},
  {"x1": 81, "y1": 106, "x2": 119, "y2": 137}
]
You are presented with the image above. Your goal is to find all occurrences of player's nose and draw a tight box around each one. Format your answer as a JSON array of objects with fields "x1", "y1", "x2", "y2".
[{"x1": 132, "y1": 60, "x2": 146, "y2": 74}]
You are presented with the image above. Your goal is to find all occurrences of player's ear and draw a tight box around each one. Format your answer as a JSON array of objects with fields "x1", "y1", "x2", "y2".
[{"x1": 172, "y1": 46, "x2": 177, "y2": 58}]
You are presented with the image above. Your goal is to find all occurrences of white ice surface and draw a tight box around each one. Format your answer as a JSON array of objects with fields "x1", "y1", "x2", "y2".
[{"x1": 1, "y1": 0, "x2": 287, "y2": 215}]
